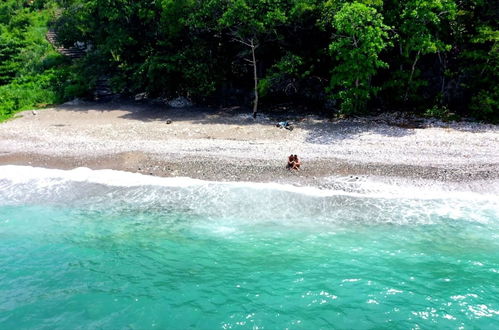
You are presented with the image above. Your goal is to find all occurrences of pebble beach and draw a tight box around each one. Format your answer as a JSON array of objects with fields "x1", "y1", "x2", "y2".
[{"x1": 0, "y1": 101, "x2": 498, "y2": 192}]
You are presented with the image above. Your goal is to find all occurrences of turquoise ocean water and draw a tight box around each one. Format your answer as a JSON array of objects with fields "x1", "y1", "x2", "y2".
[{"x1": 1, "y1": 166, "x2": 498, "y2": 329}]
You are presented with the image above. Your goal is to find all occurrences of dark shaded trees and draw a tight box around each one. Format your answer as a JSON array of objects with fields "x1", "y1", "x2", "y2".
[{"x1": 1, "y1": 0, "x2": 496, "y2": 122}]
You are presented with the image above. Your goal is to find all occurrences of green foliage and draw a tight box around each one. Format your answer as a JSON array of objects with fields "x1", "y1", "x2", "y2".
[
  {"x1": 0, "y1": 31, "x2": 23, "y2": 84},
  {"x1": 259, "y1": 53, "x2": 310, "y2": 97},
  {"x1": 218, "y1": 0, "x2": 288, "y2": 36},
  {"x1": 0, "y1": 74, "x2": 56, "y2": 120},
  {"x1": 398, "y1": 0, "x2": 456, "y2": 56},
  {"x1": 423, "y1": 104, "x2": 459, "y2": 121},
  {"x1": 327, "y1": 2, "x2": 390, "y2": 114},
  {"x1": 403, "y1": 0, "x2": 456, "y2": 97},
  {"x1": 462, "y1": 22, "x2": 499, "y2": 122},
  {"x1": 470, "y1": 89, "x2": 499, "y2": 123},
  {"x1": 1, "y1": 0, "x2": 497, "y2": 122},
  {"x1": 0, "y1": 0, "x2": 78, "y2": 121}
]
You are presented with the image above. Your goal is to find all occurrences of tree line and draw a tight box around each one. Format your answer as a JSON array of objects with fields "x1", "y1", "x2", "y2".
[{"x1": 1, "y1": 0, "x2": 497, "y2": 122}]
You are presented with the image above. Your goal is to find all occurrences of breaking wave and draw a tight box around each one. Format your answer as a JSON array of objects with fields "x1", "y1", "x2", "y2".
[{"x1": 1, "y1": 166, "x2": 497, "y2": 228}]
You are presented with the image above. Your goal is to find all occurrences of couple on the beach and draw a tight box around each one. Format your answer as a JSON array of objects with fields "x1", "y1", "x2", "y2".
[{"x1": 287, "y1": 154, "x2": 301, "y2": 170}]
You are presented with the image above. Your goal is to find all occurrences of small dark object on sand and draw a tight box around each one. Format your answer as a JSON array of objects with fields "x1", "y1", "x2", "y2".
[
  {"x1": 276, "y1": 121, "x2": 293, "y2": 131},
  {"x1": 166, "y1": 119, "x2": 172, "y2": 124}
]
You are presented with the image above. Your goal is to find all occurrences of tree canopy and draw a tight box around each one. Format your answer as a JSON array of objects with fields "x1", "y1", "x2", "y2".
[{"x1": 1, "y1": 0, "x2": 497, "y2": 122}]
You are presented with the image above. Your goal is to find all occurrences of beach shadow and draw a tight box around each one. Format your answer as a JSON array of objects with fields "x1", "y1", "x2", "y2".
[
  {"x1": 424, "y1": 122, "x2": 499, "y2": 133},
  {"x1": 55, "y1": 101, "x2": 266, "y2": 126},
  {"x1": 303, "y1": 119, "x2": 417, "y2": 145},
  {"x1": 53, "y1": 100, "x2": 437, "y2": 142},
  {"x1": 55, "y1": 101, "x2": 209, "y2": 122}
]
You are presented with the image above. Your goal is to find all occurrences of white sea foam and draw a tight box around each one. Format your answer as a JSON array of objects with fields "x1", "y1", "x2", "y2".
[
  {"x1": 0, "y1": 165, "x2": 205, "y2": 188},
  {"x1": 1, "y1": 165, "x2": 497, "y2": 203},
  {"x1": 1, "y1": 165, "x2": 497, "y2": 228}
]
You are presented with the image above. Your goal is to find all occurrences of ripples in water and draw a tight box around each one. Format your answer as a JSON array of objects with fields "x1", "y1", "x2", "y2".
[{"x1": 0, "y1": 166, "x2": 498, "y2": 328}]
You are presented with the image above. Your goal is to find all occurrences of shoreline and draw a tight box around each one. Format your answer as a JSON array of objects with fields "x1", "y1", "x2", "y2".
[
  {"x1": 0, "y1": 102, "x2": 498, "y2": 193},
  {"x1": 1, "y1": 152, "x2": 497, "y2": 194}
]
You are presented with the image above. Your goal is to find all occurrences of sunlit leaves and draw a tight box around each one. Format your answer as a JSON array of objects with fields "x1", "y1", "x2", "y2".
[{"x1": 328, "y1": 2, "x2": 390, "y2": 114}]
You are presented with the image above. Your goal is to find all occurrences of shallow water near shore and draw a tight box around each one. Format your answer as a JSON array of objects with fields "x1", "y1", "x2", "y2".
[{"x1": 1, "y1": 166, "x2": 498, "y2": 329}]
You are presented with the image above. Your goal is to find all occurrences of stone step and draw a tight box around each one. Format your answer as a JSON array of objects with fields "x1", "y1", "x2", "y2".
[
  {"x1": 47, "y1": 27, "x2": 117, "y2": 100},
  {"x1": 46, "y1": 29, "x2": 86, "y2": 59},
  {"x1": 94, "y1": 76, "x2": 116, "y2": 100}
]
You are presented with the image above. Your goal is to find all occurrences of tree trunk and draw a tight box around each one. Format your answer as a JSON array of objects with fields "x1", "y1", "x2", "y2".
[
  {"x1": 355, "y1": 78, "x2": 359, "y2": 112},
  {"x1": 437, "y1": 51, "x2": 446, "y2": 104},
  {"x1": 232, "y1": 35, "x2": 259, "y2": 118},
  {"x1": 399, "y1": 44, "x2": 403, "y2": 71},
  {"x1": 405, "y1": 50, "x2": 421, "y2": 102},
  {"x1": 250, "y1": 39, "x2": 258, "y2": 119}
]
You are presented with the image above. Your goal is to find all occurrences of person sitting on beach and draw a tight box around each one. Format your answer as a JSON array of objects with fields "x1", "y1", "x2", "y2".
[
  {"x1": 286, "y1": 154, "x2": 295, "y2": 170},
  {"x1": 292, "y1": 154, "x2": 301, "y2": 170},
  {"x1": 286, "y1": 154, "x2": 301, "y2": 170}
]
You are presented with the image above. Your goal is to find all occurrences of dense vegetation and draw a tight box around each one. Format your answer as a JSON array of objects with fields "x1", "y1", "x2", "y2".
[
  {"x1": 0, "y1": 1, "x2": 64, "y2": 120},
  {"x1": 1, "y1": 0, "x2": 497, "y2": 122}
]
